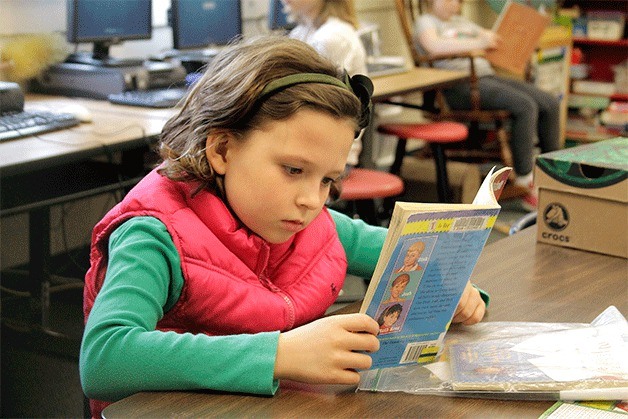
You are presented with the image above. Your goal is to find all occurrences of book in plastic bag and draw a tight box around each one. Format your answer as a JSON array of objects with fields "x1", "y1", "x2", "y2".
[
  {"x1": 359, "y1": 306, "x2": 628, "y2": 401},
  {"x1": 360, "y1": 166, "x2": 511, "y2": 370}
]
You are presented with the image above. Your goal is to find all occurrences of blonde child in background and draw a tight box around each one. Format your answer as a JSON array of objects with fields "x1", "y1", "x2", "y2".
[
  {"x1": 284, "y1": 0, "x2": 367, "y2": 167},
  {"x1": 80, "y1": 36, "x2": 487, "y2": 418}
]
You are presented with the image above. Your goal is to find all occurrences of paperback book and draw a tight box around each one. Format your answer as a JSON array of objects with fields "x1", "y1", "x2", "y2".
[{"x1": 360, "y1": 166, "x2": 511, "y2": 370}]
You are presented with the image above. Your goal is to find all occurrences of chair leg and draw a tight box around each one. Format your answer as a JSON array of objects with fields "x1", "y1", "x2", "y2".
[
  {"x1": 390, "y1": 137, "x2": 407, "y2": 176},
  {"x1": 355, "y1": 199, "x2": 378, "y2": 226},
  {"x1": 430, "y1": 143, "x2": 452, "y2": 203},
  {"x1": 467, "y1": 121, "x2": 482, "y2": 150}
]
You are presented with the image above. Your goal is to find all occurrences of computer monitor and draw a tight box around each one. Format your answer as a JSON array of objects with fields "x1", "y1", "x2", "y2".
[
  {"x1": 171, "y1": 0, "x2": 242, "y2": 51},
  {"x1": 268, "y1": 0, "x2": 295, "y2": 31},
  {"x1": 65, "y1": 0, "x2": 152, "y2": 67}
]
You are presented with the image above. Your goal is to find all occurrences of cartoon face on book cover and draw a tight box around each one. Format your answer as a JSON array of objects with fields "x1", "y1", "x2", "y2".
[{"x1": 374, "y1": 237, "x2": 436, "y2": 335}]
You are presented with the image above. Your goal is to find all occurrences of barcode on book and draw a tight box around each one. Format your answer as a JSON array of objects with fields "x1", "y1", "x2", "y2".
[
  {"x1": 400, "y1": 341, "x2": 439, "y2": 364},
  {"x1": 451, "y1": 216, "x2": 486, "y2": 231}
]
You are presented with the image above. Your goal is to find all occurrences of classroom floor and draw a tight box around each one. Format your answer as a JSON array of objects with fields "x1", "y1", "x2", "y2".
[{"x1": 0, "y1": 199, "x2": 531, "y2": 418}]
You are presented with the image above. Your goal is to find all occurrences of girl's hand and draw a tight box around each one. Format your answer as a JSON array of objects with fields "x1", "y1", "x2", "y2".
[
  {"x1": 274, "y1": 314, "x2": 380, "y2": 385},
  {"x1": 452, "y1": 280, "x2": 486, "y2": 325}
]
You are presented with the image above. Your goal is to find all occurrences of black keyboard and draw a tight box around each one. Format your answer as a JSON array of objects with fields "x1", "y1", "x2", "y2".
[
  {"x1": 0, "y1": 110, "x2": 81, "y2": 143},
  {"x1": 108, "y1": 88, "x2": 189, "y2": 108}
]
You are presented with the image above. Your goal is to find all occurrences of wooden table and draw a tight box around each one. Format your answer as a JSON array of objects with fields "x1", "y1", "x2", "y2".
[
  {"x1": 371, "y1": 66, "x2": 467, "y2": 101},
  {"x1": 102, "y1": 227, "x2": 627, "y2": 418},
  {"x1": 1, "y1": 95, "x2": 174, "y2": 177}
]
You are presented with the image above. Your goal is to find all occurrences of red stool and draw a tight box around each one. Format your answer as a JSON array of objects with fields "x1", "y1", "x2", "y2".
[
  {"x1": 338, "y1": 168, "x2": 404, "y2": 225},
  {"x1": 378, "y1": 121, "x2": 468, "y2": 203}
]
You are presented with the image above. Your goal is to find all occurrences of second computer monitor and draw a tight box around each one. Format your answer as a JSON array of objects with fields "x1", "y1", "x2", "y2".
[{"x1": 171, "y1": 0, "x2": 242, "y2": 51}]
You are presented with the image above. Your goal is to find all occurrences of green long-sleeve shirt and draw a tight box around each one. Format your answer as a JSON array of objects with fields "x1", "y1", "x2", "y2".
[{"x1": 80, "y1": 210, "x2": 386, "y2": 401}]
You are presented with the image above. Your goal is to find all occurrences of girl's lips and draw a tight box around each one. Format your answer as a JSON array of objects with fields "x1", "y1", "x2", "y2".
[{"x1": 281, "y1": 220, "x2": 304, "y2": 233}]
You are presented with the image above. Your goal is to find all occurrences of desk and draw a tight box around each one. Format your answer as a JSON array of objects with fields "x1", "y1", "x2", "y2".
[
  {"x1": 1, "y1": 95, "x2": 174, "y2": 177},
  {"x1": 102, "y1": 227, "x2": 627, "y2": 418},
  {"x1": 371, "y1": 67, "x2": 467, "y2": 101},
  {"x1": 0, "y1": 96, "x2": 174, "y2": 343}
]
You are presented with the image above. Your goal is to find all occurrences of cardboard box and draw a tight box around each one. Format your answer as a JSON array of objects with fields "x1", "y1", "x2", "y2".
[{"x1": 535, "y1": 137, "x2": 628, "y2": 258}]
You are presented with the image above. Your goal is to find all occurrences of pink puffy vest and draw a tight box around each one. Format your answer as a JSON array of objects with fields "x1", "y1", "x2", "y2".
[
  {"x1": 83, "y1": 169, "x2": 348, "y2": 418},
  {"x1": 84, "y1": 169, "x2": 347, "y2": 332}
]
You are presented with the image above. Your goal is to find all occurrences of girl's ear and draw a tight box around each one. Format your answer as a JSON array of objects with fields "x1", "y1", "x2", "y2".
[{"x1": 205, "y1": 133, "x2": 230, "y2": 175}]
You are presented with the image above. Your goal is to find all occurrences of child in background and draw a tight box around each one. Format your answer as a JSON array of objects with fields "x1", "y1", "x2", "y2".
[
  {"x1": 80, "y1": 36, "x2": 487, "y2": 418},
  {"x1": 415, "y1": 0, "x2": 560, "y2": 209},
  {"x1": 284, "y1": 0, "x2": 367, "y2": 166}
]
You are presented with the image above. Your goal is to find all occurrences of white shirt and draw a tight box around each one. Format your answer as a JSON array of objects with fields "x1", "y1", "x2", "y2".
[
  {"x1": 415, "y1": 14, "x2": 495, "y2": 78},
  {"x1": 290, "y1": 17, "x2": 367, "y2": 76}
]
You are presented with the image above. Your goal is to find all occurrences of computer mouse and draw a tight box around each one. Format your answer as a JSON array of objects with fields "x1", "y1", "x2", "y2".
[{"x1": 59, "y1": 103, "x2": 93, "y2": 123}]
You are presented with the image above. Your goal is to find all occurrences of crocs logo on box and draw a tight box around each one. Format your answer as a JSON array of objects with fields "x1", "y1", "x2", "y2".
[{"x1": 542, "y1": 203, "x2": 570, "y2": 243}]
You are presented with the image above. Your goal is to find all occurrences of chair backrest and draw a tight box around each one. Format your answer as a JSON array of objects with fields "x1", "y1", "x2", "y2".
[
  {"x1": 394, "y1": 0, "x2": 425, "y2": 67},
  {"x1": 394, "y1": 0, "x2": 447, "y2": 113}
]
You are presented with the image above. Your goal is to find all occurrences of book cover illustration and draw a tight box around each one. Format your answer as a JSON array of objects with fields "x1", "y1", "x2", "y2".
[
  {"x1": 374, "y1": 236, "x2": 436, "y2": 336},
  {"x1": 360, "y1": 167, "x2": 511, "y2": 370}
]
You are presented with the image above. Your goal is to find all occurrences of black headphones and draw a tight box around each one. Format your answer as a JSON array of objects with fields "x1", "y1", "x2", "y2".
[{"x1": 256, "y1": 71, "x2": 374, "y2": 137}]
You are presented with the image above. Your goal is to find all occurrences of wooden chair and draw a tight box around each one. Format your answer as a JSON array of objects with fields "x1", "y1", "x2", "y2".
[
  {"x1": 390, "y1": 0, "x2": 514, "y2": 169},
  {"x1": 336, "y1": 168, "x2": 405, "y2": 226}
]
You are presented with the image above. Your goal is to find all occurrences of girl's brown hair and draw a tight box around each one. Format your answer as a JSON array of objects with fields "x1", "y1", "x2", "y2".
[{"x1": 158, "y1": 36, "x2": 362, "y2": 196}]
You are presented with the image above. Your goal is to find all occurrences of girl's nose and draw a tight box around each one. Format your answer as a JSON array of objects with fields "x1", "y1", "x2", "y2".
[{"x1": 296, "y1": 182, "x2": 325, "y2": 210}]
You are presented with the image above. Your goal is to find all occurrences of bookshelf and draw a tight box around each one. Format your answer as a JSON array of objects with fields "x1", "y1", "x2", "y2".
[{"x1": 560, "y1": 0, "x2": 627, "y2": 143}]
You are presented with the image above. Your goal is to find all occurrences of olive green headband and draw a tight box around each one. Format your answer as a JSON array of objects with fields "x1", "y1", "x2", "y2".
[{"x1": 256, "y1": 71, "x2": 374, "y2": 135}]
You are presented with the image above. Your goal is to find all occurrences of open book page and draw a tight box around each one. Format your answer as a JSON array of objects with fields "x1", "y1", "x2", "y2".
[
  {"x1": 472, "y1": 166, "x2": 510, "y2": 205},
  {"x1": 359, "y1": 167, "x2": 512, "y2": 370},
  {"x1": 485, "y1": 1, "x2": 550, "y2": 76}
]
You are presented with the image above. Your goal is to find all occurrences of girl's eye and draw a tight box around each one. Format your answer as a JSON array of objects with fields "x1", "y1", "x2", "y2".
[{"x1": 284, "y1": 166, "x2": 303, "y2": 176}]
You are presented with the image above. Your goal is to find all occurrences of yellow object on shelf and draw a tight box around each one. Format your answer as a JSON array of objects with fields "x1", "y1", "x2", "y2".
[{"x1": 0, "y1": 33, "x2": 68, "y2": 83}]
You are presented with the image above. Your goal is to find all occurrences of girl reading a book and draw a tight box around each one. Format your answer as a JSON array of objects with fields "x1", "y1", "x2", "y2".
[
  {"x1": 415, "y1": 0, "x2": 560, "y2": 209},
  {"x1": 79, "y1": 36, "x2": 487, "y2": 419}
]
